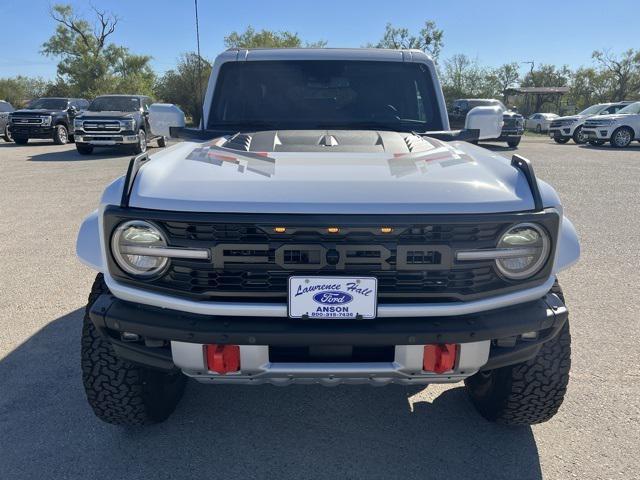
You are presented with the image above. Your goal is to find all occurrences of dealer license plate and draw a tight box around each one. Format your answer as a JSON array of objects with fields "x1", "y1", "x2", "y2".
[{"x1": 288, "y1": 277, "x2": 378, "y2": 319}]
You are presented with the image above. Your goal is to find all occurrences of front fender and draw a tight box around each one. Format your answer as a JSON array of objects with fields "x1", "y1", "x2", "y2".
[
  {"x1": 553, "y1": 216, "x2": 580, "y2": 273},
  {"x1": 76, "y1": 209, "x2": 103, "y2": 271}
]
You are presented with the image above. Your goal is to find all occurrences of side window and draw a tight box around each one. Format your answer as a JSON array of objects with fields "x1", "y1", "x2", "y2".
[
  {"x1": 78, "y1": 100, "x2": 89, "y2": 110},
  {"x1": 606, "y1": 105, "x2": 621, "y2": 114}
]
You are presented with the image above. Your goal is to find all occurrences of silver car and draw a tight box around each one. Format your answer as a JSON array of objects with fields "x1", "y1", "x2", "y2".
[
  {"x1": 0, "y1": 100, "x2": 14, "y2": 142},
  {"x1": 526, "y1": 112, "x2": 558, "y2": 133}
]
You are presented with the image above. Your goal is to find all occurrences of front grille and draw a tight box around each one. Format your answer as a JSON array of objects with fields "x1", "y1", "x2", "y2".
[
  {"x1": 105, "y1": 208, "x2": 560, "y2": 304},
  {"x1": 550, "y1": 121, "x2": 562, "y2": 128},
  {"x1": 583, "y1": 120, "x2": 606, "y2": 128},
  {"x1": 11, "y1": 117, "x2": 43, "y2": 125},
  {"x1": 82, "y1": 121, "x2": 122, "y2": 132}
]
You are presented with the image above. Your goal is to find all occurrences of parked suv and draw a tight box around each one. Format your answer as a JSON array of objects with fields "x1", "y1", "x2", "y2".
[
  {"x1": 548, "y1": 101, "x2": 632, "y2": 144},
  {"x1": 582, "y1": 101, "x2": 640, "y2": 148},
  {"x1": 449, "y1": 98, "x2": 524, "y2": 147},
  {"x1": 73, "y1": 95, "x2": 166, "y2": 155},
  {"x1": 77, "y1": 48, "x2": 579, "y2": 427},
  {"x1": 0, "y1": 100, "x2": 14, "y2": 142},
  {"x1": 8, "y1": 97, "x2": 88, "y2": 145}
]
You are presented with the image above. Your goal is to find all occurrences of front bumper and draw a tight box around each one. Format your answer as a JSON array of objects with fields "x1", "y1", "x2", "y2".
[
  {"x1": 75, "y1": 132, "x2": 139, "y2": 145},
  {"x1": 549, "y1": 126, "x2": 575, "y2": 139},
  {"x1": 9, "y1": 125, "x2": 56, "y2": 139},
  {"x1": 497, "y1": 127, "x2": 524, "y2": 141},
  {"x1": 89, "y1": 291, "x2": 568, "y2": 384},
  {"x1": 582, "y1": 127, "x2": 613, "y2": 141}
]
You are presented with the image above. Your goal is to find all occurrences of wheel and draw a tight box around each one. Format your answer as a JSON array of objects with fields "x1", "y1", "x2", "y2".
[
  {"x1": 464, "y1": 281, "x2": 571, "y2": 425},
  {"x1": 553, "y1": 137, "x2": 570, "y2": 144},
  {"x1": 76, "y1": 143, "x2": 94, "y2": 155},
  {"x1": 157, "y1": 136, "x2": 167, "y2": 148},
  {"x1": 588, "y1": 140, "x2": 605, "y2": 146},
  {"x1": 132, "y1": 129, "x2": 147, "y2": 154},
  {"x1": 81, "y1": 274, "x2": 187, "y2": 426},
  {"x1": 610, "y1": 127, "x2": 633, "y2": 148},
  {"x1": 572, "y1": 126, "x2": 587, "y2": 144},
  {"x1": 13, "y1": 136, "x2": 28, "y2": 144},
  {"x1": 535, "y1": 124, "x2": 541, "y2": 133},
  {"x1": 53, "y1": 124, "x2": 69, "y2": 145},
  {"x1": 507, "y1": 137, "x2": 521, "y2": 148},
  {"x1": 2, "y1": 124, "x2": 12, "y2": 142}
]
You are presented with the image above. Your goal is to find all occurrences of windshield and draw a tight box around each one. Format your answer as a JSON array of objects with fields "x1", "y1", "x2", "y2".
[
  {"x1": 578, "y1": 104, "x2": 606, "y2": 116},
  {"x1": 27, "y1": 98, "x2": 68, "y2": 110},
  {"x1": 89, "y1": 96, "x2": 141, "y2": 112},
  {"x1": 616, "y1": 102, "x2": 640, "y2": 115},
  {"x1": 208, "y1": 60, "x2": 443, "y2": 131}
]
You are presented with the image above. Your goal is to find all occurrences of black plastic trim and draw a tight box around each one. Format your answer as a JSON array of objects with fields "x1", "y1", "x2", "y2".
[
  {"x1": 511, "y1": 154, "x2": 543, "y2": 211},
  {"x1": 89, "y1": 293, "x2": 567, "y2": 349},
  {"x1": 120, "y1": 152, "x2": 150, "y2": 207}
]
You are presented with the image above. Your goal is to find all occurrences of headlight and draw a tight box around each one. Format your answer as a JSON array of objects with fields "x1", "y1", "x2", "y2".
[
  {"x1": 120, "y1": 119, "x2": 135, "y2": 130},
  {"x1": 74, "y1": 119, "x2": 84, "y2": 129},
  {"x1": 41, "y1": 115, "x2": 52, "y2": 126},
  {"x1": 495, "y1": 223, "x2": 550, "y2": 279},
  {"x1": 111, "y1": 220, "x2": 169, "y2": 277}
]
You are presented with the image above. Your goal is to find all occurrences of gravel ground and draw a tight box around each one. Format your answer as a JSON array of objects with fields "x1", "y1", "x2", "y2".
[{"x1": 0, "y1": 136, "x2": 638, "y2": 480}]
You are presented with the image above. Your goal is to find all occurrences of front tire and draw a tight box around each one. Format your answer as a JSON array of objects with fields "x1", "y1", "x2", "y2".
[
  {"x1": 465, "y1": 282, "x2": 571, "y2": 425},
  {"x1": 53, "y1": 124, "x2": 69, "y2": 145},
  {"x1": 81, "y1": 274, "x2": 187, "y2": 426},
  {"x1": 3, "y1": 124, "x2": 12, "y2": 142},
  {"x1": 507, "y1": 137, "x2": 521, "y2": 148},
  {"x1": 132, "y1": 129, "x2": 147, "y2": 154},
  {"x1": 572, "y1": 125, "x2": 587, "y2": 144},
  {"x1": 157, "y1": 136, "x2": 167, "y2": 148},
  {"x1": 553, "y1": 137, "x2": 570, "y2": 144},
  {"x1": 610, "y1": 127, "x2": 633, "y2": 148},
  {"x1": 76, "y1": 143, "x2": 94, "y2": 155}
]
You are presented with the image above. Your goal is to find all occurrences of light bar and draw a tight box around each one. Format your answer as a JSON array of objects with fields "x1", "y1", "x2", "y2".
[
  {"x1": 456, "y1": 247, "x2": 538, "y2": 261},
  {"x1": 120, "y1": 245, "x2": 210, "y2": 259}
]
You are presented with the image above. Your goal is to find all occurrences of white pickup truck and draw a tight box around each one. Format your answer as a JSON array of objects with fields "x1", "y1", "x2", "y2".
[{"x1": 76, "y1": 48, "x2": 580, "y2": 427}]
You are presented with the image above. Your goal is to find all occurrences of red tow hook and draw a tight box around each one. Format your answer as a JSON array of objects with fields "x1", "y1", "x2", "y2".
[
  {"x1": 205, "y1": 344, "x2": 240, "y2": 375},
  {"x1": 423, "y1": 344, "x2": 458, "y2": 374}
]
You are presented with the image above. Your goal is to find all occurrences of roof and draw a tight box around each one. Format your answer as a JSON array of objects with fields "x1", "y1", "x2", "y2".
[
  {"x1": 505, "y1": 87, "x2": 570, "y2": 94},
  {"x1": 224, "y1": 47, "x2": 433, "y2": 63}
]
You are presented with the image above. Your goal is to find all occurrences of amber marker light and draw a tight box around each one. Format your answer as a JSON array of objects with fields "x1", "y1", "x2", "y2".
[
  {"x1": 380, "y1": 227, "x2": 394, "y2": 234},
  {"x1": 327, "y1": 227, "x2": 340, "y2": 234},
  {"x1": 273, "y1": 227, "x2": 287, "y2": 233}
]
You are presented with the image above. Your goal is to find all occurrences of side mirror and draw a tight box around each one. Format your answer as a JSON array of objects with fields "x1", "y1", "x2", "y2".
[
  {"x1": 148, "y1": 103, "x2": 186, "y2": 138},
  {"x1": 68, "y1": 105, "x2": 78, "y2": 113},
  {"x1": 465, "y1": 105, "x2": 502, "y2": 141}
]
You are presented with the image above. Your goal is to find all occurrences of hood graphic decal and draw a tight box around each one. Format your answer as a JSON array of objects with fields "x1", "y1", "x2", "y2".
[
  {"x1": 186, "y1": 144, "x2": 276, "y2": 178},
  {"x1": 388, "y1": 145, "x2": 475, "y2": 178}
]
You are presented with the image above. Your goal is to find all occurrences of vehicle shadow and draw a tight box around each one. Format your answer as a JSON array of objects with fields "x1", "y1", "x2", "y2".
[
  {"x1": 26, "y1": 145, "x2": 163, "y2": 162},
  {"x1": 579, "y1": 143, "x2": 640, "y2": 151},
  {"x1": 0, "y1": 309, "x2": 542, "y2": 480},
  {"x1": 477, "y1": 143, "x2": 519, "y2": 152}
]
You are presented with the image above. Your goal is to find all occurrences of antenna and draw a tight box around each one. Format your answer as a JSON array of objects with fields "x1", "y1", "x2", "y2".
[{"x1": 194, "y1": 0, "x2": 205, "y2": 131}]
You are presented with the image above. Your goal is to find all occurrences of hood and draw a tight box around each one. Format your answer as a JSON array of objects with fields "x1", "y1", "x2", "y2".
[
  {"x1": 129, "y1": 130, "x2": 538, "y2": 214},
  {"x1": 502, "y1": 110, "x2": 523, "y2": 119},
  {"x1": 78, "y1": 111, "x2": 135, "y2": 119},
  {"x1": 11, "y1": 109, "x2": 63, "y2": 116},
  {"x1": 554, "y1": 115, "x2": 583, "y2": 122}
]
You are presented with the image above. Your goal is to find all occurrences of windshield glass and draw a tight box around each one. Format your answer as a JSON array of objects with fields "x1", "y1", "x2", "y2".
[
  {"x1": 88, "y1": 96, "x2": 141, "y2": 112},
  {"x1": 578, "y1": 104, "x2": 606, "y2": 116},
  {"x1": 208, "y1": 60, "x2": 443, "y2": 131},
  {"x1": 27, "y1": 98, "x2": 68, "y2": 110},
  {"x1": 617, "y1": 102, "x2": 640, "y2": 115}
]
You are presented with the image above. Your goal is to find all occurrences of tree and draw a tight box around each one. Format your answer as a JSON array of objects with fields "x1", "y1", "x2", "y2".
[
  {"x1": 371, "y1": 21, "x2": 444, "y2": 60},
  {"x1": 440, "y1": 54, "x2": 495, "y2": 105},
  {"x1": 224, "y1": 26, "x2": 326, "y2": 49},
  {"x1": 591, "y1": 49, "x2": 640, "y2": 101},
  {"x1": 0, "y1": 76, "x2": 50, "y2": 107},
  {"x1": 155, "y1": 53, "x2": 212, "y2": 125},
  {"x1": 41, "y1": 4, "x2": 155, "y2": 97},
  {"x1": 489, "y1": 63, "x2": 520, "y2": 101},
  {"x1": 569, "y1": 67, "x2": 614, "y2": 110}
]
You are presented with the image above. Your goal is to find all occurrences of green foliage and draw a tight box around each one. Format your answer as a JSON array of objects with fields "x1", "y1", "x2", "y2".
[
  {"x1": 155, "y1": 53, "x2": 213, "y2": 126},
  {"x1": 0, "y1": 76, "x2": 50, "y2": 107},
  {"x1": 40, "y1": 4, "x2": 155, "y2": 97},
  {"x1": 224, "y1": 26, "x2": 327, "y2": 49},
  {"x1": 370, "y1": 21, "x2": 444, "y2": 60}
]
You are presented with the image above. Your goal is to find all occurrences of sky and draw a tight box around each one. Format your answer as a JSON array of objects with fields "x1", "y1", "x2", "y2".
[{"x1": 0, "y1": 0, "x2": 637, "y2": 79}]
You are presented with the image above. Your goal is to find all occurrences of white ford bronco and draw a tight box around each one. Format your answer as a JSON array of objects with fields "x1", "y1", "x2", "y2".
[{"x1": 77, "y1": 48, "x2": 580, "y2": 426}]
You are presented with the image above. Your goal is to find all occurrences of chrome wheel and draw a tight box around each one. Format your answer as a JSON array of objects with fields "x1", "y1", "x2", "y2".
[
  {"x1": 612, "y1": 128, "x2": 632, "y2": 148},
  {"x1": 138, "y1": 130, "x2": 147, "y2": 152},
  {"x1": 58, "y1": 125, "x2": 68, "y2": 143}
]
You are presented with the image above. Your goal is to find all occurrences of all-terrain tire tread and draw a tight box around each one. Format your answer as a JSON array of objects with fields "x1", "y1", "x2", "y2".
[{"x1": 81, "y1": 274, "x2": 185, "y2": 426}]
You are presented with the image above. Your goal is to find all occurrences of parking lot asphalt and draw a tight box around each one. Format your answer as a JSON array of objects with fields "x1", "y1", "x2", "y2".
[{"x1": 0, "y1": 136, "x2": 639, "y2": 480}]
